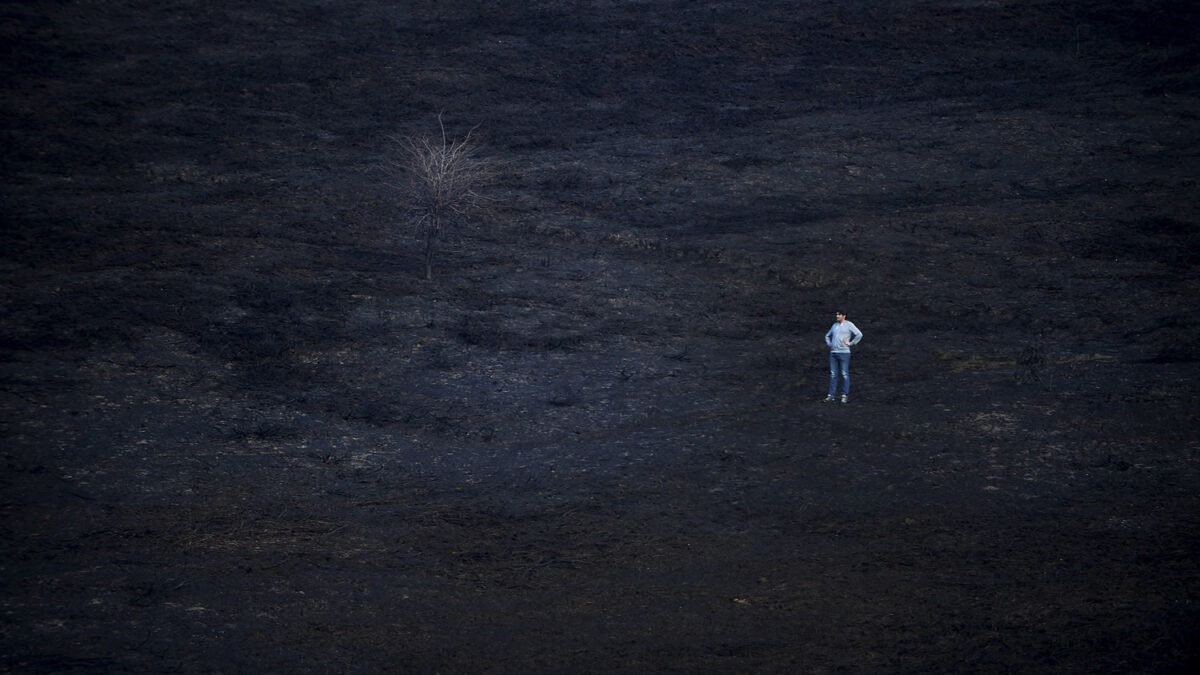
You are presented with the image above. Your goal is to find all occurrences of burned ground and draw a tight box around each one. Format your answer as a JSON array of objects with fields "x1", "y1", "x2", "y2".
[{"x1": 2, "y1": 0, "x2": 1199, "y2": 672}]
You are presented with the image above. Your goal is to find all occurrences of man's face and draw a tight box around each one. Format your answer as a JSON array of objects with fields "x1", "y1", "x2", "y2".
[{"x1": 836, "y1": 312, "x2": 846, "y2": 323}]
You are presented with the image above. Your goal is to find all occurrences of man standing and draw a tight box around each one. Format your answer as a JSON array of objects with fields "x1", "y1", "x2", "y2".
[{"x1": 824, "y1": 311, "x2": 863, "y2": 403}]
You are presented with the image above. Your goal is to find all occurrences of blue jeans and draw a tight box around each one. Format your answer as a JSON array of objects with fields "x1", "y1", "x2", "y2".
[{"x1": 828, "y1": 352, "x2": 851, "y2": 397}]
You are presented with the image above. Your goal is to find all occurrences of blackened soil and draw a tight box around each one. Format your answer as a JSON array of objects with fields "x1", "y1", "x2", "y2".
[{"x1": 3, "y1": 1, "x2": 1199, "y2": 673}]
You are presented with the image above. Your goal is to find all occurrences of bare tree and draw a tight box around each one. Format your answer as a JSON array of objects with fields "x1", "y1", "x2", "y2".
[{"x1": 385, "y1": 116, "x2": 494, "y2": 280}]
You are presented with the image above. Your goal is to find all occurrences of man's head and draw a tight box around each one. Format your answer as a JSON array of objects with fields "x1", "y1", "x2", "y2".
[{"x1": 835, "y1": 311, "x2": 847, "y2": 322}]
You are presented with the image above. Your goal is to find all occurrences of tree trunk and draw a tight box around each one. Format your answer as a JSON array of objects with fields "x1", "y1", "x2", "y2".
[
  {"x1": 424, "y1": 217, "x2": 437, "y2": 280},
  {"x1": 424, "y1": 234, "x2": 434, "y2": 280}
]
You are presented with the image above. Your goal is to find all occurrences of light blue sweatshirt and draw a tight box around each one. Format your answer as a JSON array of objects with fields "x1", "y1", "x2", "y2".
[{"x1": 826, "y1": 320, "x2": 863, "y2": 353}]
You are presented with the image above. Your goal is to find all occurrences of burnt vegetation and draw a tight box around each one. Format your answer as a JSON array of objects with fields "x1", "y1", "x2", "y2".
[{"x1": 2, "y1": 0, "x2": 1199, "y2": 673}]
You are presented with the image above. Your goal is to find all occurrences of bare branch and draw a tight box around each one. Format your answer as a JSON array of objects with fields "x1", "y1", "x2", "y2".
[{"x1": 383, "y1": 116, "x2": 496, "y2": 280}]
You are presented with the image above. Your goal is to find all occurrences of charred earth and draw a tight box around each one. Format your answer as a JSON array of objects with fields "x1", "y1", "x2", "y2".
[{"x1": 3, "y1": 1, "x2": 1199, "y2": 672}]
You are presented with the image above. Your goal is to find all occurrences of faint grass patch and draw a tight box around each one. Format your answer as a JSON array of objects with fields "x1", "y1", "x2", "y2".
[
  {"x1": 937, "y1": 350, "x2": 1113, "y2": 374},
  {"x1": 964, "y1": 411, "x2": 1018, "y2": 435}
]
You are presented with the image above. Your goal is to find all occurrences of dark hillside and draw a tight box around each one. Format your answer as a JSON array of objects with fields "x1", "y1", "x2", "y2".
[{"x1": 3, "y1": 1, "x2": 1198, "y2": 672}]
